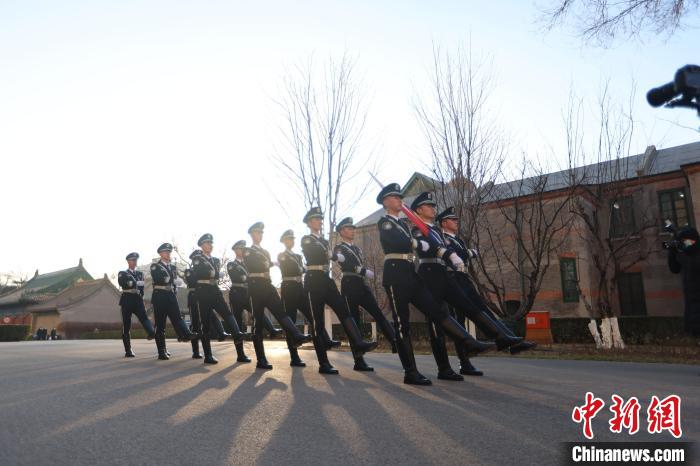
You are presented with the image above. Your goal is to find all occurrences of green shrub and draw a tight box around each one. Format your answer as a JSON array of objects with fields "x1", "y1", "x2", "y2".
[{"x1": 0, "y1": 325, "x2": 31, "y2": 341}]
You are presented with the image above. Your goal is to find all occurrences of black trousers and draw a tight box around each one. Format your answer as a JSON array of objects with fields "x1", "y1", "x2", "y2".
[
  {"x1": 247, "y1": 278, "x2": 288, "y2": 337},
  {"x1": 229, "y1": 287, "x2": 251, "y2": 332},
  {"x1": 120, "y1": 294, "x2": 152, "y2": 335},
  {"x1": 281, "y1": 281, "x2": 314, "y2": 331},
  {"x1": 194, "y1": 285, "x2": 235, "y2": 336},
  {"x1": 341, "y1": 276, "x2": 395, "y2": 341},
  {"x1": 304, "y1": 271, "x2": 350, "y2": 338},
  {"x1": 152, "y1": 290, "x2": 189, "y2": 338}
]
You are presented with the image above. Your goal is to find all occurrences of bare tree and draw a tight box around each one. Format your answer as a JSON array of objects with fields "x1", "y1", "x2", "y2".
[
  {"x1": 540, "y1": 0, "x2": 699, "y2": 44},
  {"x1": 272, "y1": 52, "x2": 374, "y2": 237},
  {"x1": 473, "y1": 156, "x2": 578, "y2": 320},
  {"x1": 565, "y1": 84, "x2": 660, "y2": 348}
]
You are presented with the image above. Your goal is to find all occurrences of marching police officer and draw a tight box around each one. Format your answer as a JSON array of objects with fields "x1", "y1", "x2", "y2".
[
  {"x1": 333, "y1": 217, "x2": 398, "y2": 372},
  {"x1": 437, "y1": 206, "x2": 536, "y2": 375},
  {"x1": 376, "y1": 184, "x2": 494, "y2": 385},
  {"x1": 117, "y1": 252, "x2": 155, "y2": 357},
  {"x1": 410, "y1": 193, "x2": 522, "y2": 379},
  {"x1": 226, "y1": 240, "x2": 253, "y2": 363},
  {"x1": 191, "y1": 234, "x2": 247, "y2": 364},
  {"x1": 278, "y1": 229, "x2": 319, "y2": 367},
  {"x1": 244, "y1": 223, "x2": 312, "y2": 370},
  {"x1": 150, "y1": 243, "x2": 197, "y2": 360},
  {"x1": 302, "y1": 207, "x2": 378, "y2": 375}
]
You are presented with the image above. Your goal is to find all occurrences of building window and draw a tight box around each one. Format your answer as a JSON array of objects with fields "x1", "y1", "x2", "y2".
[
  {"x1": 560, "y1": 258, "x2": 579, "y2": 303},
  {"x1": 610, "y1": 196, "x2": 636, "y2": 238},
  {"x1": 618, "y1": 272, "x2": 647, "y2": 316},
  {"x1": 658, "y1": 188, "x2": 690, "y2": 228}
]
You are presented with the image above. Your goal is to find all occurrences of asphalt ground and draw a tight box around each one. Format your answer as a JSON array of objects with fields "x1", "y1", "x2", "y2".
[{"x1": 0, "y1": 339, "x2": 697, "y2": 465}]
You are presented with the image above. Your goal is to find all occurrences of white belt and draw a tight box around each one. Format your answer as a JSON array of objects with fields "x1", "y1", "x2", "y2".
[
  {"x1": 282, "y1": 276, "x2": 303, "y2": 283},
  {"x1": 197, "y1": 279, "x2": 218, "y2": 285},
  {"x1": 342, "y1": 272, "x2": 364, "y2": 278},
  {"x1": 230, "y1": 283, "x2": 249, "y2": 288},
  {"x1": 121, "y1": 289, "x2": 139, "y2": 294},
  {"x1": 248, "y1": 272, "x2": 271, "y2": 279},
  {"x1": 384, "y1": 253, "x2": 415, "y2": 262},
  {"x1": 419, "y1": 258, "x2": 445, "y2": 266},
  {"x1": 153, "y1": 285, "x2": 173, "y2": 291},
  {"x1": 306, "y1": 265, "x2": 329, "y2": 272}
]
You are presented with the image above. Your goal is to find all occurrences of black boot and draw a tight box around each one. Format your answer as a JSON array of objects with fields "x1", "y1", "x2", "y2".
[
  {"x1": 224, "y1": 315, "x2": 245, "y2": 342},
  {"x1": 428, "y1": 324, "x2": 462, "y2": 381},
  {"x1": 263, "y1": 314, "x2": 283, "y2": 337},
  {"x1": 235, "y1": 342, "x2": 251, "y2": 363},
  {"x1": 459, "y1": 358, "x2": 484, "y2": 376},
  {"x1": 313, "y1": 336, "x2": 338, "y2": 374},
  {"x1": 469, "y1": 311, "x2": 522, "y2": 350},
  {"x1": 155, "y1": 334, "x2": 169, "y2": 360},
  {"x1": 122, "y1": 333, "x2": 135, "y2": 357},
  {"x1": 440, "y1": 315, "x2": 496, "y2": 356},
  {"x1": 378, "y1": 317, "x2": 398, "y2": 353},
  {"x1": 141, "y1": 319, "x2": 156, "y2": 340},
  {"x1": 278, "y1": 315, "x2": 312, "y2": 347},
  {"x1": 353, "y1": 356, "x2": 374, "y2": 372},
  {"x1": 396, "y1": 334, "x2": 431, "y2": 385},
  {"x1": 341, "y1": 317, "x2": 378, "y2": 355},
  {"x1": 288, "y1": 346, "x2": 306, "y2": 367},
  {"x1": 202, "y1": 335, "x2": 218, "y2": 364},
  {"x1": 321, "y1": 327, "x2": 341, "y2": 349},
  {"x1": 253, "y1": 335, "x2": 272, "y2": 369},
  {"x1": 510, "y1": 340, "x2": 537, "y2": 355},
  {"x1": 191, "y1": 338, "x2": 203, "y2": 359}
]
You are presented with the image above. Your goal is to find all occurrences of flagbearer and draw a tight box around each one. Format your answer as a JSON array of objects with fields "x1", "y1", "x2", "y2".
[
  {"x1": 118, "y1": 252, "x2": 155, "y2": 357},
  {"x1": 334, "y1": 217, "x2": 397, "y2": 371},
  {"x1": 150, "y1": 243, "x2": 197, "y2": 360},
  {"x1": 302, "y1": 207, "x2": 378, "y2": 375}
]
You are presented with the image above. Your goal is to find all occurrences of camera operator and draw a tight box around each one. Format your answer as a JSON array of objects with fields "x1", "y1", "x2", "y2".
[{"x1": 667, "y1": 226, "x2": 700, "y2": 339}]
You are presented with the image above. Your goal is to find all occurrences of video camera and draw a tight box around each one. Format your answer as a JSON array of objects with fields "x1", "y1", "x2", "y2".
[
  {"x1": 647, "y1": 65, "x2": 700, "y2": 116},
  {"x1": 662, "y1": 219, "x2": 682, "y2": 250}
]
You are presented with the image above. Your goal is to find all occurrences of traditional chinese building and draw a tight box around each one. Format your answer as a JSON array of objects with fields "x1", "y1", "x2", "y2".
[{"x1": 0, "y1": 259, "x2": 93, "y2": 326}]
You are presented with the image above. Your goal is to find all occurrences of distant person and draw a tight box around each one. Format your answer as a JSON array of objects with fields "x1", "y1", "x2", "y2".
[
  {"x1": 668, "y1": 227, "x2": 700, "y2": 340},
  {"x1": 50, "y1": 328, "x2": 56, "y2": 340}
]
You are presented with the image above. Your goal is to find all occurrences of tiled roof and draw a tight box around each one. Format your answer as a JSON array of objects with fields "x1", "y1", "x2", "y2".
[
  {"x1": 0, "y1": 260, "x2": 93, "y2": 307},
  {"x1": 28, "y1": 278, "x2": 119, "y2": 313}
]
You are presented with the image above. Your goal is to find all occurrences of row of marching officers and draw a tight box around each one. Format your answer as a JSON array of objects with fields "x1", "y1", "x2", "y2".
[{"x1": 117, "y1": 183, "x2": 535, "y2": 384}]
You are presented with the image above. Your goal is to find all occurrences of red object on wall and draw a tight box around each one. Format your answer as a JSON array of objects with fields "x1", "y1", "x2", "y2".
[{"x1": 525, "y1": 311, "x2": 553, "y2": 344}]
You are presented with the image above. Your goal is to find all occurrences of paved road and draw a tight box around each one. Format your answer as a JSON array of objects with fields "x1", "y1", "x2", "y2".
[{"x1": 0, "y1": 340, "x2": 697, "y2": 466}]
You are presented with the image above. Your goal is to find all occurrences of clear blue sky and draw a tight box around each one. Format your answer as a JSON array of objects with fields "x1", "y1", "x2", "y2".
[{"x1": 1, "y1": 0, "x2": 698, "y2": 280}]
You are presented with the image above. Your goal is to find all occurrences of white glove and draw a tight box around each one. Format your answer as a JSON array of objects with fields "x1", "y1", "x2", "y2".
[
  {"x1": 467, "y1": 249, "x2": 479, "y2": 258},
  {"x1": 174, "y1": 278, "x2": 185, "y2": 287},
  {"x1": 136, "y1": 280, "x2": 145, "y2": 287},
  {"x1": 419, "y1": 240, "x2": 429, "y2": 252},
  {"x1": 335, "y1": 253, "x2": 345, "y2": 263},
  {"x1": 449, "y1": 253, "x2": 465, "y2": 272},
  {"x1": 365, "y1": 269, "x2": 375, "y2": 279}
]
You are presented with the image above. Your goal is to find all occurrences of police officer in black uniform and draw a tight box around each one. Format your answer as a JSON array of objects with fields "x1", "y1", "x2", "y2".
[
  {"x1": 377, "y1": 184, "x2": 495, "y2": 385},
  {"x1": 410, "y1": 193, "x2": 522, "y2": 379},
  {"x1": 190, "y1": 233, "x2": 248, "y2": 365},
  {"x1": 301, "y1": 207, "x2": 378, "y2": 375},
  {"x1": 150, "y1": 243, "x2": 197, "y2": 360},
  {"x1": 117, "y1": 252, "x2": 155, "y2": 357},
  {"x1": 226, "y1": 240, "x2": 253, "y2": 363},
  {"x1": 278, "y1": 229, "x2": 321, "y2": 368},
  {"x1": 244, "y1": 223, "x2": 312, "y2": 370},
  {"x1": 437, "y1": 206, "x2": 537, "y2": 375},
  {"x1": 333, "y1": 217, "x2": 398, "y2": 372}
]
